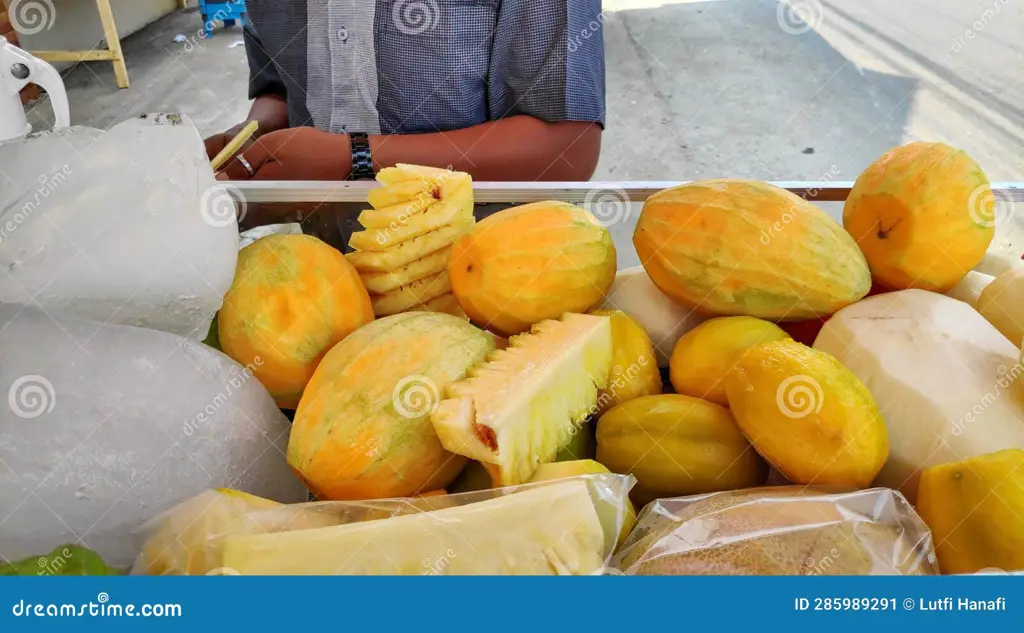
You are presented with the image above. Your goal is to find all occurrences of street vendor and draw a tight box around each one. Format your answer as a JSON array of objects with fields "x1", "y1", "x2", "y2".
[{"x1": 207, "y1": 0, "x2": 606, "y2": 183}]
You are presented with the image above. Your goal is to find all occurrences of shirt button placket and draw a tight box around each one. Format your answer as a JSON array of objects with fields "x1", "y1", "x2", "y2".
[{"x1": 333, "y1": 7, "x2": 352, "y2": 134}]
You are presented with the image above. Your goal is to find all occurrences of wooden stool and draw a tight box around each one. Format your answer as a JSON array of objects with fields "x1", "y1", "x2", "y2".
[{"x1": 21, "y1": 0, "x2": 130, "y2": 89}]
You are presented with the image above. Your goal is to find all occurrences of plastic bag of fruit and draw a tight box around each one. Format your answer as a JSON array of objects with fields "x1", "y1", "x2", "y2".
[
  {"x1": 610, "y1": 486, "x2": 938, "y2": 575},
  {"x1": 131, "y1": 474, "x2": 635, "y2": 576}
]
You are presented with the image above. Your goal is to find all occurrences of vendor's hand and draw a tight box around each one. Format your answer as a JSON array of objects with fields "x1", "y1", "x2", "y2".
[
  {"x1": 216, "y1": 127, "x2": 352, "y2": 181},
  {"x1": 204, "y1": 123, "x2": 258, "y2": 163}
]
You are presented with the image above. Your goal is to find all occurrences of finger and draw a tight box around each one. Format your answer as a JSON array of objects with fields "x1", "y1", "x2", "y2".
[
  {"x1": 219, "y1": 140, "x2": 271, "y2": 181},
  {"x1": 251, "y1": 158, "x2": 289, "y2": 180},
  {"x1": 203, "y1": 135, "x2": 228, "y2": 161}
]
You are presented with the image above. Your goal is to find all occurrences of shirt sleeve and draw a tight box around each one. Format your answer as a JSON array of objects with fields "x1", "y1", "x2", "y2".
[
  {"x1": 243, "y1": 22, "x2": 287, "y2": 100},
  {"x1": 487, "y1": 0, "x2": 606, "y2": 127}
]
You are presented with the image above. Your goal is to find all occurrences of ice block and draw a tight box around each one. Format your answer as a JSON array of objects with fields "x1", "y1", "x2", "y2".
[
  {"x1": 0, "y1": 113, "x2": 237, "y2": 339},
  {"x1": 0, "y1": 304, "x2": 307, "y2": 569}
]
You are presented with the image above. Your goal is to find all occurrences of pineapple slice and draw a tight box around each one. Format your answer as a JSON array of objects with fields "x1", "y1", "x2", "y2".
[
  {"x1": 367, "y1": 179, "x2": 434, "y2": 209},
  {"x1": 360, "y1": 249, "x2": 450, "y2": 295},
  {"x1": 346, "y1": 221, "x2": 472, "y2": 272},
  {"x1": 349, "y1": 180, "x2": 473, "y2": 251},
  {"x1": 357, "y1": 195, "x2": 437, "y2": 230},
  {"x1": 220, "y1": 479, "x2": 607, "y2": 575},
  {"x1": 431, "y1": 313, "x2": 613, "y2": 485},
  {"x1": 371, "y1": 271, "x2": 452, "y2": 316},
  {"x1": 376, "y1": 163, "x2": 453, "y2": 185},
  {"x1": 351, "y1": 163, "x2": 475, "y2": 318}
]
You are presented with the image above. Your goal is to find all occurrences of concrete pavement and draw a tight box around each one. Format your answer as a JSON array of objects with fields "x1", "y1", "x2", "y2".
[{"x1": 597, "y1": 0, "x2": 1023, "y2": 182}]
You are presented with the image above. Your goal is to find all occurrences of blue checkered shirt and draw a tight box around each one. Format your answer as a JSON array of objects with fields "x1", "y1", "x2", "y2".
[{"x1": 242, "y1": 0, "x2": 606, "y2": 135}]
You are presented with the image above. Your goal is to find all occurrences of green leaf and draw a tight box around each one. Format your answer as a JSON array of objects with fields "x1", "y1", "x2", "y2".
[{"x1": 0, "y1": 545, "x2": 120, "y2": 576}]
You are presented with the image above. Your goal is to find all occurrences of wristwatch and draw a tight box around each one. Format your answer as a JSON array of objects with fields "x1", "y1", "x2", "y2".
[{"x1": 348, "y1": 132, "x2": 374, "y2": 180}]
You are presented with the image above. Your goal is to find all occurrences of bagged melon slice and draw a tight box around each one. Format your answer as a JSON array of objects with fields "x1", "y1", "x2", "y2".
[
  {"x1": 221, "y1": 479, "x2": 606, "y2": 575},
  {"x1": 431, "y1": 313, "x2": 613, "y2": 485}
]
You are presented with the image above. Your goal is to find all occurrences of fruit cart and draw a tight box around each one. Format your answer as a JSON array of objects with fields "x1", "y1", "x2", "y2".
[{"x1": 4, "y1": 106, "x2": 1024, "y2": 576}]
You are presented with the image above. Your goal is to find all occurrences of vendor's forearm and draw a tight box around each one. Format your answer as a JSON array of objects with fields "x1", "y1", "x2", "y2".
[{"x1": 370, "y1": 116, "x2": 602, "y2": 181}]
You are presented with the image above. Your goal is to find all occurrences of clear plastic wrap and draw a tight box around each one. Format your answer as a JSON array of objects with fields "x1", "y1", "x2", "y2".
[
  {"x1": 611, "y1": 486, "x2": 938, "y2": 576},
  {"x1": 132, "y1": 474, "x2": 635, "y2": 576}
]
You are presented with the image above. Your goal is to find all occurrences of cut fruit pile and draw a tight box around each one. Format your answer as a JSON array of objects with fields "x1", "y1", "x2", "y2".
[{"x1": 346, "y1": 164, "x2": 475, "y2": 318}]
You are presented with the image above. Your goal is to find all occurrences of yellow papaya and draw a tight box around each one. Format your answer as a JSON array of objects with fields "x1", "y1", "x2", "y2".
[
  {"x1": 917, "y1": 449, "x2": 1024, "y2": 574},
  {"x1": 591, "y1": 309, "x2": 662, "y2": 414},
  {"x1": 634, "y1": 179, "x2": 870, "y2": 320},
  {"x1": 844, "y1": 142, "x2": 995, "y2": 292},
  {"x1": 449, "y1": 201, "x2": 616, "y2": 336},
  {"x1": 219, "y1": 234, "x2": 374, "y2": 409},
  {"x1": 596, "y1": 394, "x2": 767, "y2": 501},
  {"x1": 669, "y1": 316, "x2": 790, "y2": 407},
  {"x1": 724, "y1": 339, "x2": 888, "y2": 488}
]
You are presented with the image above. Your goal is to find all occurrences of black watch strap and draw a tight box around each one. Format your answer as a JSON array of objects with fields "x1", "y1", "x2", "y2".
[{"x1": 349, "y1": 132, "x2": 374, "y2": 180}]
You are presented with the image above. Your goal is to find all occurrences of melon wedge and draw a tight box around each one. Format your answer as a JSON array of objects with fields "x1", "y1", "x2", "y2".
[
  {"x1": 220, "y1": 479, "x2": 607, "y2": 575},
  {"x1": 431, "y1": 313, "x2": 613, "y2": 485}
]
